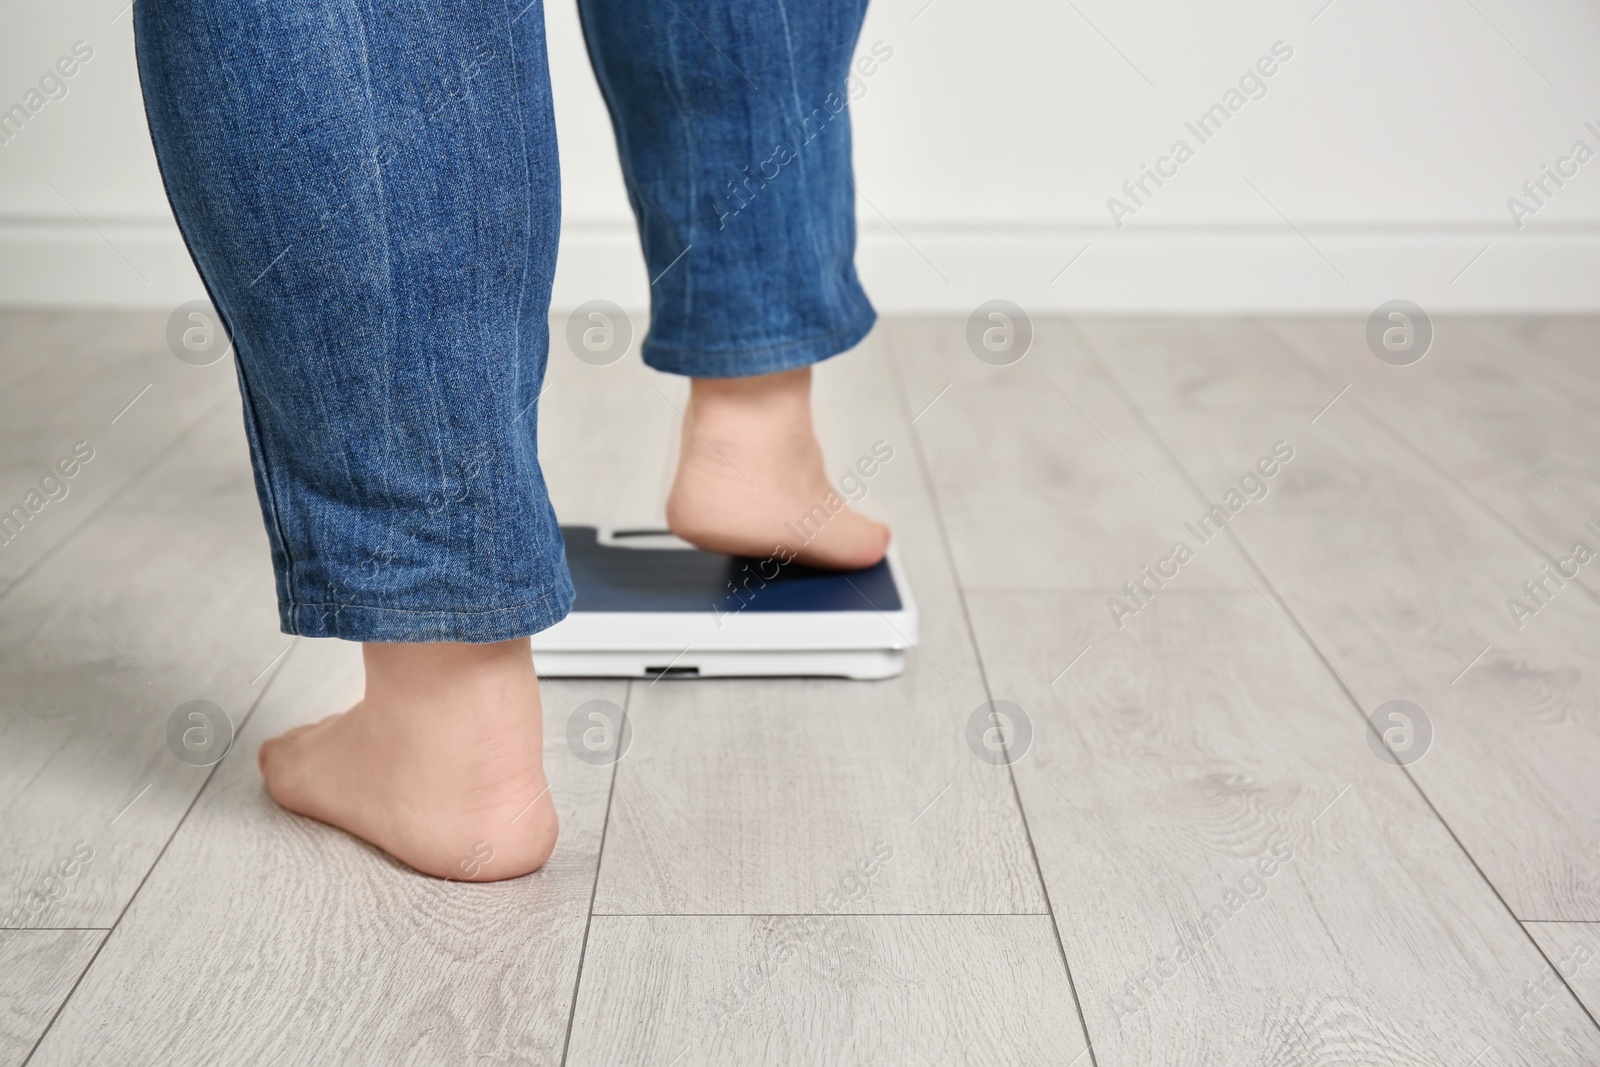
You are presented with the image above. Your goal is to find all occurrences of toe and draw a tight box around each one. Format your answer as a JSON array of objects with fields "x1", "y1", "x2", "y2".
[
  {"x1": 257, "y1": 738, "x2": 288, "y2": 802},
  {"x1": 257, "y1": 723, "x2": 314, "y2": 776}
]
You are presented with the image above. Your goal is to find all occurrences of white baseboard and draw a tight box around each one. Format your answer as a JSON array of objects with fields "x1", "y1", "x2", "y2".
[{"x1": 3, "y1": 215, "x2": 1597, "y2": 314}]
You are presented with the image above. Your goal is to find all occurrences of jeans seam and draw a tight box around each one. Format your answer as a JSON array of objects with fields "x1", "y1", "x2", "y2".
[
  {"x1": 646, "y1": 298, "x2": 873, "y2": 362},
  {"x1": 234, "y1": 360, "x2": 297, "y2": 608},
  {"x1": 291, "y1": 584, "x2": 569, "y2": 618},
  {"x1": 505, "y1": 0, "x2": 532, "y2": 433}
]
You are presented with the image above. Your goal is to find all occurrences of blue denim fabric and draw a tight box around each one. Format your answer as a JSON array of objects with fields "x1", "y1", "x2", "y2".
[
  {"x1": 135, "y1": 0, "x2": 875, "y2": 643},
  {"x1": 578, "y1": 0, "x2": 876, "y2": 377}
]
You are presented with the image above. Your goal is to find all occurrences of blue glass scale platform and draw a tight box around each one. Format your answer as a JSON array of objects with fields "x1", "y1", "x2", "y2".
[{"x1": 528, "y1": 526, "x2": 917, "y2": 679}]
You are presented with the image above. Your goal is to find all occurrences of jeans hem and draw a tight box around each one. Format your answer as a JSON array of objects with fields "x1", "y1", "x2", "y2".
[
  {"x1": 642, "y1": 301, "x2": 876, "y2": 378},
  {"x1": 280, "y1": 578, "x2": 576, "y2": 643}
]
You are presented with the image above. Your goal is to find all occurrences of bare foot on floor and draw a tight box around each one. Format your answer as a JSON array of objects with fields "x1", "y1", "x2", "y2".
[
  {"x1": 665, "y1": 366, "x2": 890, "y2": 570},
  {"x1": 258, "y1": 640, "x2": 557, "y2": 881}
]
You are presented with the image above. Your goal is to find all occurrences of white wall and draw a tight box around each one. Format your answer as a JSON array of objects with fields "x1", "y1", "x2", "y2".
[{"x1": 3, "y1": 0, "x2": 1599, "y2": 313}]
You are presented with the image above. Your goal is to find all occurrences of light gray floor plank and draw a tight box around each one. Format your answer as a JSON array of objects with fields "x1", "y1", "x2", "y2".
[
  {"x1": 0, "y1": 930, "x2": 104, "y2": 1067},
  {"x1": 1264, "y1": 316, "x2": 1600, "y2": 586},
  {"x1": 0, "y1": 309, "x2": 236, "y2": 595},
  {"x1": 1524, "y1": 923, "x2": 1600, "y2": 1028},
  {"x1": 1463, "y1": 317, "x2": 1600, "y2": 410},
  {"x1": 538, "y1": 317, "x2": 682, "y2": 527},
  {"x1": 27, "y1": 638, "x2": 619, "y2": 1067},
  {"x1": 589, "y1": 331, "x2": 1048, "y2": 914},
  {"x1": 0, "y1": 312, "x2": 102, "y2": 394},
  {"x1": 1077, "y1": 316, "x2": 1600, "y2": 920},
  {"x1": 565, "y1": 915, "x2": 1089, "y2": 1066},
  {"x1": 883, "y1": 317, "x2": 1253, "y2": 591},
  {"x1": 0, "y1": 402, "x2": 286, "y2": 930},
  {"x1": 966, "y1": 588, "x2": 1600, "y2": 1066}
]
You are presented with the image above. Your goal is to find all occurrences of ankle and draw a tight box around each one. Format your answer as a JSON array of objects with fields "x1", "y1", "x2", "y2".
[
  {"x1": 362, "y1": 639, "x2": 534, "y2": 703},
  {"x1": 688, "y1": 367, "x2": 812, "y2": 424}
]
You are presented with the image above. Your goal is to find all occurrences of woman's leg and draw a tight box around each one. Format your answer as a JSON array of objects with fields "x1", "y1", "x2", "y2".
[
  {"x1": 578, "y1": 0, "x2": 890, "y2": 569},
  {"x1": 136, "y1": 0, "x2": 563, "y2": 877}
]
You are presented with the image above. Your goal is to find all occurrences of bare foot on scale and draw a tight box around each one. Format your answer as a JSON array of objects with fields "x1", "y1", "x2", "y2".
[
  {"x1": 259, "y1": 640, "x2": 556, "y2": 881},
  {"x1": 666, "y1": 367, "x2": 891, "y2": 569},
  {"x1": 259, "y1": 366, "x2": 884, "y2": 880}
]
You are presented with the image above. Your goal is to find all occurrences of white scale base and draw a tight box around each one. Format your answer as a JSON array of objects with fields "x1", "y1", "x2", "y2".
[{"x1": 529, "y1": 527, "x2": 917, "y2": 680}]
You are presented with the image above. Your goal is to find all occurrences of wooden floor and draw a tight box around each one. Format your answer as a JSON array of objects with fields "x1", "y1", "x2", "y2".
[{"x1": 2, "y1": 311, "x2": 1599, "y2": 1065}]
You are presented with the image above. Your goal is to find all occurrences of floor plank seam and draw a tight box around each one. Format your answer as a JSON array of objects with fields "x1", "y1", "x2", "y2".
[
  {"x1": 556, "y1": 681, "x2": 625, "y2": 1067},
  {"x1": 1074, "y1": 317, "x2": 1600, "y2": 1042},
  {"x1": 20, "y1": 637, "x2": 299, "y2": 1065},
  {"x1": 1523, "y1": 924, "x2": 1600, "y2": 1034},
  {"x1": 585, "y1": 912, "x2": 1058, "y2": 918},
  {"x1": 883, "y1": 324, "x2": 1101, "y2": 1067},
  {"x1": 956, "y1": 585, "x2": 1284, "y2": 595}
]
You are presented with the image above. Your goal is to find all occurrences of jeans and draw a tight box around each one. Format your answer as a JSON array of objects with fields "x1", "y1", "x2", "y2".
[{"x1": 134, "y1": 0, "x2": 876, "y2": 642}]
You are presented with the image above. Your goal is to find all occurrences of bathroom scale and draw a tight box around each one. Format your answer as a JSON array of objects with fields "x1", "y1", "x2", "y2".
[{"x1": 528, "y1": 525, "x2": 917, "y2": 680}]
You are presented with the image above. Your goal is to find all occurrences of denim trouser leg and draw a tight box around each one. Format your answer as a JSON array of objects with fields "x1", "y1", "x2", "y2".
[
  {"x1": 135, "y1": 0, "x2": 874, "y2": 643},
  {"x1": 579, "y1": 0, "x2": 877, "y2": 377},
  {"x1": 136, "y1": 0, "x2": 572, "y2": 642}
]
